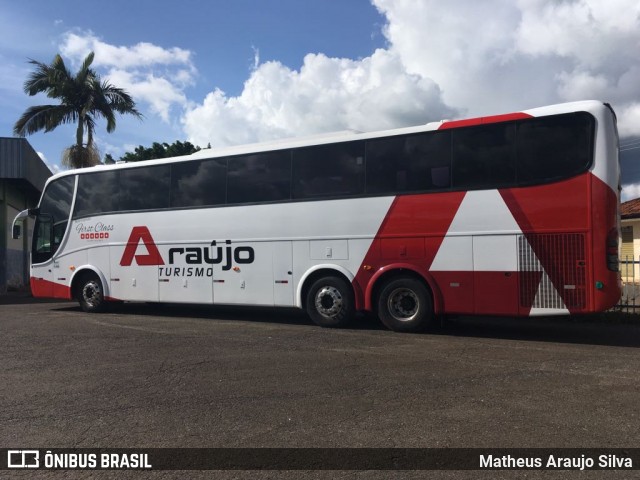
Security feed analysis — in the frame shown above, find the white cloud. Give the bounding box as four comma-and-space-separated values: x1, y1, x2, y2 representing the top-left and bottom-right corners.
374, 0, 640, 134
106, 69, 186, 122
556, 70, 610, 102
183, 0, 640, 149
515, 0, 640, 68
618, 104, 640, 138
46, 2, 640, 159
61, 32, 194, 70
59, 31, 196, 123
622, 183, 640, 202
375, 0, 524, 112
183, 49, 455, 148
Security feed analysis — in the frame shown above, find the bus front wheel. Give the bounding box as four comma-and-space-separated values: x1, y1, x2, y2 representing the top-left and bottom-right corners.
306, 276, 354, 328
76, 273, 106, 313
377, 277, 432, 332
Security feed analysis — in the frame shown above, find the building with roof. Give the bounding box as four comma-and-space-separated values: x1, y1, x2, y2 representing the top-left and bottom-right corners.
620, 197, 640, 282
1, 137, 52, 293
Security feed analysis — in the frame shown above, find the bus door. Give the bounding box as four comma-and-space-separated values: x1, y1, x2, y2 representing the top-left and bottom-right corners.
29, 175, 75, 298
30, 215, 55, 297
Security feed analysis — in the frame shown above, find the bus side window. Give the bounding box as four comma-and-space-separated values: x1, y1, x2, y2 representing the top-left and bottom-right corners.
52, 221, 68, 252
227, 151, 291, 204
171, 158, 227, 207
293, 142, 365, 199
366, 131, 451, 195
35, 218, 51, 253
366, 136, 406, 194
405, 131, 451, 190
74, 171, 120, 218
453, 123, 516, 190
517, 112, 593, 185
32, 216, 53, 264
120, 165, 170, 211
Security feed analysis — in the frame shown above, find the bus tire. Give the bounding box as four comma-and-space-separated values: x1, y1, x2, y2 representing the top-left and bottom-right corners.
306, 276, 354, 328
377, 277, 432, 332
77, 273, 106, 313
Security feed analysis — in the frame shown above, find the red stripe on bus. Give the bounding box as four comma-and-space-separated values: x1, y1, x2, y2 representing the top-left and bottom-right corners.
499, 175, 590, 314
354, 191, 467, 312
30, 277, 71, 300
438, 112, 532, 130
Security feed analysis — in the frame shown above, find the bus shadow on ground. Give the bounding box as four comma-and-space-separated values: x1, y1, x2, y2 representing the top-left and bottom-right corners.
50, 300, 640, 348
57, 301, 386, 330
435, 314, 640, 348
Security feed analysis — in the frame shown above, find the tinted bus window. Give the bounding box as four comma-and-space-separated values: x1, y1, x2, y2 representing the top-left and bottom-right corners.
366, 131, 451, 194
35, 175, 75, 262
120, 165, 170, 211
227, 151, 291, 204
453, 123, 516, 189
293, 142, 365, 198
39, 175, 75, 224
74, 171, 120, 218
517, 112, 593, 184
171, 158, 227, 207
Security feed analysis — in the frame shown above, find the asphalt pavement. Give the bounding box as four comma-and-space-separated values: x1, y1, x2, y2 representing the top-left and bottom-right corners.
1, 299, 639, 479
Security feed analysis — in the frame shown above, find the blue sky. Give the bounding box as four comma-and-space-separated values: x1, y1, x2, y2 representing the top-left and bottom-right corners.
2, 0, 640, 198
3, 0, 385, 94
1, 1, 385, 164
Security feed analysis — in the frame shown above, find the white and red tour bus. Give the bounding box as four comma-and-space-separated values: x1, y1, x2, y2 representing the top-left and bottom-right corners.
13, 100, 621, 332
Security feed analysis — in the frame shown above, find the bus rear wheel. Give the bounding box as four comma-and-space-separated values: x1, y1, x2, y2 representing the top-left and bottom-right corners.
77, 273, 106, 313
377, 277, 432, 332
306, 276, 354, 328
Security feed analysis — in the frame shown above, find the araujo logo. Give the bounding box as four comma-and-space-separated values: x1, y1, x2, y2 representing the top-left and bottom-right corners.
119, 226, 255, 273
167, 240, 255, 271
120, 227, 164, 266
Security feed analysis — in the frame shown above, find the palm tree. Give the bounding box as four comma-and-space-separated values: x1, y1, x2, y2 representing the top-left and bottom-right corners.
13, 51, 142, 168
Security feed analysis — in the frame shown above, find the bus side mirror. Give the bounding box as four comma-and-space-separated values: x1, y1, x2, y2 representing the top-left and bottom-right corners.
12, 208, 33, 239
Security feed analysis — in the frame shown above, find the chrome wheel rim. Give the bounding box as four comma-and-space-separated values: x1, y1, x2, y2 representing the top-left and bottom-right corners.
315, 286, 343, 318
82, 280, 102, 307
387, 288, 419, 322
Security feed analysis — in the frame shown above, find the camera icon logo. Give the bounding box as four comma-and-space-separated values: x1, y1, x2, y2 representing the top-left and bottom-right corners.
7, 450, 39, 468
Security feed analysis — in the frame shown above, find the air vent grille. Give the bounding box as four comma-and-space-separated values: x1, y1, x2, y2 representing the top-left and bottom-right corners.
518, 234, 586, 309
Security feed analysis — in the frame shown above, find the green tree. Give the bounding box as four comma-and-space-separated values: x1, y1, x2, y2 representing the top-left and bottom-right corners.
13, 51, 142, 168
120, 140, 201, 162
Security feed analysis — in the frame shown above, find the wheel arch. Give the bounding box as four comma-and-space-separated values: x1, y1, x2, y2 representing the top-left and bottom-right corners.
365, 264, 443, 314
69, 266, 110, 301
297, 264, 363, 309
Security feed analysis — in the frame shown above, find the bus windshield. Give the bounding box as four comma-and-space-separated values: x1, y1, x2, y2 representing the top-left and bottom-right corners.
32, 175, 75, 264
